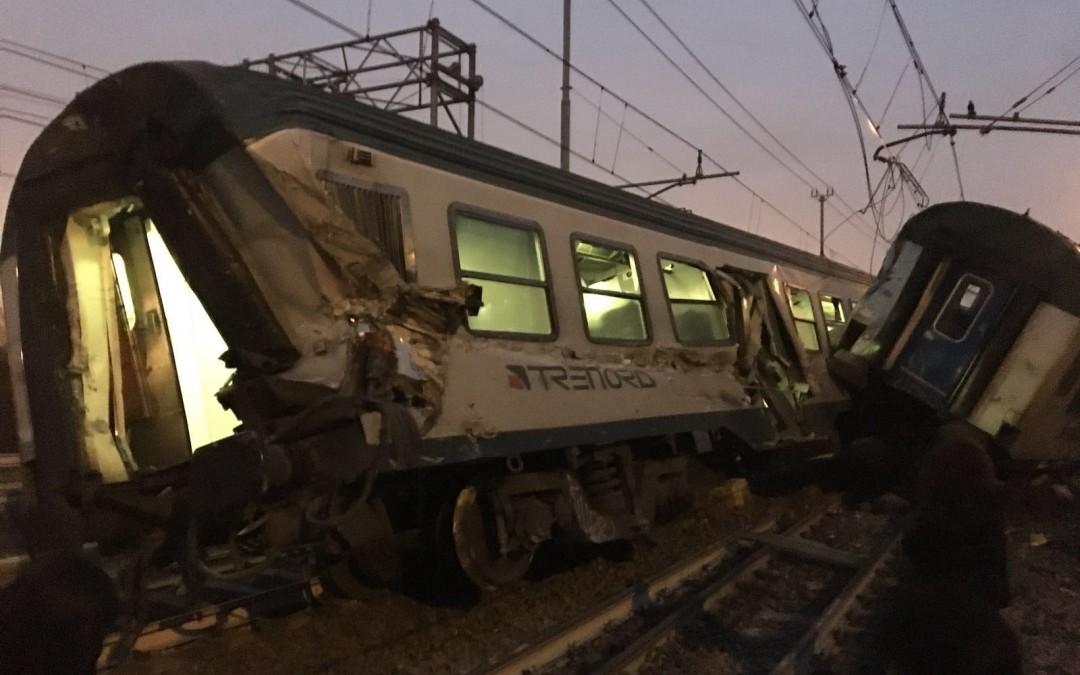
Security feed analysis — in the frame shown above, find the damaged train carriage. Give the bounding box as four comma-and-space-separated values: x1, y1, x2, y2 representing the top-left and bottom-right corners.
2, 61, 869, 590
829, 202, 1080, 464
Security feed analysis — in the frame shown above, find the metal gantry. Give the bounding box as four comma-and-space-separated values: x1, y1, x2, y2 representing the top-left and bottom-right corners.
242, 20, 483, 138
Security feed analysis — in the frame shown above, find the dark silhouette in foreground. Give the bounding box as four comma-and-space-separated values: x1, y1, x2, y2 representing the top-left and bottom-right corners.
882, 437, 1022, 675
0, 500, 120, 675
0, 551, 119, 675
880, 578, 1022, 675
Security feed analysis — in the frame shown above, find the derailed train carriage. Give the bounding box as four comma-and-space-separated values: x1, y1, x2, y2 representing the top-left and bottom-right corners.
829, 202, 1080, 463
1, 61, 870, 590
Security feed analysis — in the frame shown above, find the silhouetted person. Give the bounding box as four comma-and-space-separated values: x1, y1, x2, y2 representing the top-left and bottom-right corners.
0, 551, 120, 675
880, 578, 1022, 675
881, 436, 1021, 675
906, 438, 1010, 607
0, 499, 120, 674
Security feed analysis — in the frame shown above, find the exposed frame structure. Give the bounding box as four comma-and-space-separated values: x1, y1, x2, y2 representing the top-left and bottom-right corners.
242, 19, 482, 138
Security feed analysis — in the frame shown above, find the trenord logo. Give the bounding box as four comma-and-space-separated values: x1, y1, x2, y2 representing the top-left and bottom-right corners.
506, 364, 657, 392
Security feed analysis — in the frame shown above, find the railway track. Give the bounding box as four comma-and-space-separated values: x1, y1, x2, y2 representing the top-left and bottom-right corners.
474, 495, 906, 675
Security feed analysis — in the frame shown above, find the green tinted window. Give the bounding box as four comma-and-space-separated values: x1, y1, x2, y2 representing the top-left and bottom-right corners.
574, 240, 648, 342
660, 258, 731, 344
819, 293, 847, 348
787, 286, 821, 352
456, 215, 545, 282
453, 214, 552, 337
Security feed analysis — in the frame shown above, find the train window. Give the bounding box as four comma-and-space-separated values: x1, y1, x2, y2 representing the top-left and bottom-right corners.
452, 213, 553, 337
818, 293, 847, 348
659, 258, 731, 344
574, 239, 648, 342
934, 274, 993, 341
786, 286, 821, 352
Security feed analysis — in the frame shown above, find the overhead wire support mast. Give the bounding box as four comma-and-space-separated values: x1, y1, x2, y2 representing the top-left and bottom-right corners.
811, 188, 834, 257
560, 0, 571, 171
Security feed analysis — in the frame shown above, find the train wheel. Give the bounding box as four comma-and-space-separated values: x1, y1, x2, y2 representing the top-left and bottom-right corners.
449, 485, 533, 591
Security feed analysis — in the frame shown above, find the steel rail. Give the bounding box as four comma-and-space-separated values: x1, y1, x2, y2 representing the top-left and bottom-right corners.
594, 497, 847, 675
769, 526, 906, 675
476, 494, 842, 675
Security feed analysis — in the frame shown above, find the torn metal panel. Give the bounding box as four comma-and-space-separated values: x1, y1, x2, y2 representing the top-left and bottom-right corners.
246, 134, 404, 300
721, 267, 813, 438
230, 131, 481, 439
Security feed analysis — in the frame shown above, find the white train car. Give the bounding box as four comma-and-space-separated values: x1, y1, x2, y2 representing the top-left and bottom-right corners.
2, 62, 869, 589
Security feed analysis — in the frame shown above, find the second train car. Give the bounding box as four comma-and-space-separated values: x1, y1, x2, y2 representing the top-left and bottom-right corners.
829, 201, 1080, 464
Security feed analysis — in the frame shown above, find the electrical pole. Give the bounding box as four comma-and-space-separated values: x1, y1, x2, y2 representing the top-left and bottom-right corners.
811, 187, 834, 257
560, 0, 571, 171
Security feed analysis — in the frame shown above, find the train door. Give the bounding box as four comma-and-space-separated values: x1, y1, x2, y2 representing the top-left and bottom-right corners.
65, 200, 239, 481
720, 267, 811, 437
891, 263, 1015, 409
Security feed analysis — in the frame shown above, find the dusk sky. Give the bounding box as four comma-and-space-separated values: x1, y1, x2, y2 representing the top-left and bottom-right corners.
2, 0, 1078, 272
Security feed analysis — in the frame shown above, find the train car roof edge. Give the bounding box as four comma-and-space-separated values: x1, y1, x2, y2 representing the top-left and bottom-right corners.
900, 201, 1080, 315
10, 60, 871, 285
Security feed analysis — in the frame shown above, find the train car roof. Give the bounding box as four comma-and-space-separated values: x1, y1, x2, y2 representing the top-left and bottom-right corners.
10, 60, 870, 285
899, 202, 1080, 315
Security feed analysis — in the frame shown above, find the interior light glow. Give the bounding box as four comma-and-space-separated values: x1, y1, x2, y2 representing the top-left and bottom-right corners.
144, 220, 239, 451
111, 253, 137, 331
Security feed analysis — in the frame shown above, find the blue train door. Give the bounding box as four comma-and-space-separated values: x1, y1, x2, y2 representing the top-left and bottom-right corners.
893, 265, 1014, 409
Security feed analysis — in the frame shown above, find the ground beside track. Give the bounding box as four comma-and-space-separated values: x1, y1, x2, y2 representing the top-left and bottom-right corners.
107, 462, 1080, 675
1001, 464, 1080, 674
110, 470, 823, 675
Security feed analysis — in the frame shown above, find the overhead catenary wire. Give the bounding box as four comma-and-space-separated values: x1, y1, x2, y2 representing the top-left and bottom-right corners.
0, 112, 46, 128
1012, 60, 1080, 115
571, 88, 684, 175
0, 38, 108, 79
280, 0, 411, 64
274, 0, 862, 266
981, 49, 1080, 134
792, 0, 961, 258
792, 0, 882, 230
0, 84, 67, 107
632, 0, 877, 242
884, 0, 963, 200
465, 0, 853, 258
854, 0, 891, 91
477, 99, 657, 199
465, 0, 718, 167
279, 0, 687, 192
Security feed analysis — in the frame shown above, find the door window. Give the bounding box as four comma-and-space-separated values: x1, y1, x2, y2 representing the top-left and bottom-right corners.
934, 275, 993, 341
